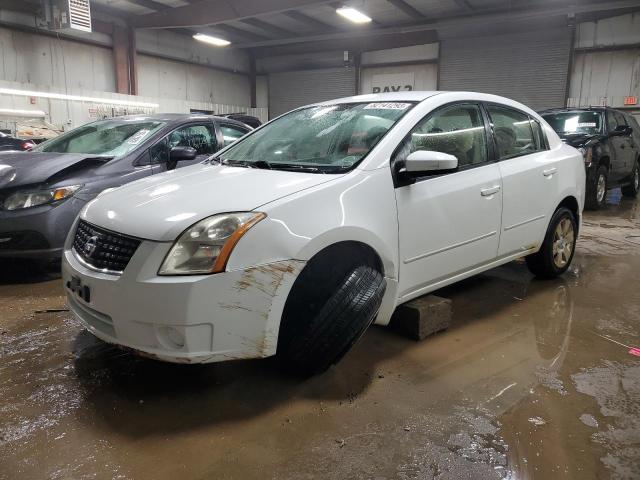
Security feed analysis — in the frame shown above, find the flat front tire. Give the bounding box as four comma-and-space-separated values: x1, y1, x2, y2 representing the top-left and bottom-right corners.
277, 265, 386, 377
526, 207, 577, 278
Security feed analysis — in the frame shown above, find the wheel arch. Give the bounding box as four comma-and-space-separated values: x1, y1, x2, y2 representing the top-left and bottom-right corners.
556, 195, 581, 232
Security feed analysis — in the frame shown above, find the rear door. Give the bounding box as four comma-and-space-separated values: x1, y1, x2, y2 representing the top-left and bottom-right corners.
487, 104, 560, 256
614, 111, 636, 175
394, 102, 503, 300
606, 111, 627, 183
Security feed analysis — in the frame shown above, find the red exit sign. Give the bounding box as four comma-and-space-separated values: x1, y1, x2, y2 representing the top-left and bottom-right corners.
623, 96, 638, 105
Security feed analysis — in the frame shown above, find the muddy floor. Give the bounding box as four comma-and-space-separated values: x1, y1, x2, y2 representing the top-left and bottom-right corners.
1, 192, 639, 480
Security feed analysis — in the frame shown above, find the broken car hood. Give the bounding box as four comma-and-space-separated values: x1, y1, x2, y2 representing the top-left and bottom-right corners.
0, 152, 110, 189
82, 163, 344, 241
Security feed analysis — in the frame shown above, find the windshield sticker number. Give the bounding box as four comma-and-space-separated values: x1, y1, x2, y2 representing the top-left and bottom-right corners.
127, 129, 150, 145
577, 122, 597, 128
363, 103, 411, 110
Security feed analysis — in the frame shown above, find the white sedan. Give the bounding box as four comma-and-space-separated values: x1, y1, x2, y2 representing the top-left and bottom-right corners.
62, 92, 585, 376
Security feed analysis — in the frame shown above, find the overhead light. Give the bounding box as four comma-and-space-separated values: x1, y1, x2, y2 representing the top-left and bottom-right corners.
336, 7, 372, 23
193, 33, 231, 47
0, 108, 46, 117
0, 88, 159, 108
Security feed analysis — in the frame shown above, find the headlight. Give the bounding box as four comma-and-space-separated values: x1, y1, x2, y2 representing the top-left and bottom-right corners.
159, 212, 266, 275
3, 185, 82, 211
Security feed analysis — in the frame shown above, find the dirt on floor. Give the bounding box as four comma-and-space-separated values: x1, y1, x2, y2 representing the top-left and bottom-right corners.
1, 192, 639, 480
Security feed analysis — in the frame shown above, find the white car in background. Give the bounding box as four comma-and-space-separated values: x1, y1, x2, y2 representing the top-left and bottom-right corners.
62, 92, 585, 376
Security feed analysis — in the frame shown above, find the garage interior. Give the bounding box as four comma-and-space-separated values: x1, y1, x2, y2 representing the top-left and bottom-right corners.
1, 0, 640, 479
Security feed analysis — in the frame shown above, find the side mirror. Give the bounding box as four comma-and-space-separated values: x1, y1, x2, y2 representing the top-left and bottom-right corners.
405, 150, 458, 173
169, 146, 197, 162
612, 125, 632, 136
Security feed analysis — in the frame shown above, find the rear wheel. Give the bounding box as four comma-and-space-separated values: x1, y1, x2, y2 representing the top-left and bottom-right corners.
621, 160, 639, 198
585, 165, 608, 210
526, 207, 577, 278
277, 265, 386, 377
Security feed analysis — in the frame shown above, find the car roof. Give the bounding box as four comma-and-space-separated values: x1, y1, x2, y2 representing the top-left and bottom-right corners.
104, 113, 249, 126
322, 91, 442, 104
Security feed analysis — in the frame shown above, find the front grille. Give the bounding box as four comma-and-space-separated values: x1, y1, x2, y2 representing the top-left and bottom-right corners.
73, 220, 141, 273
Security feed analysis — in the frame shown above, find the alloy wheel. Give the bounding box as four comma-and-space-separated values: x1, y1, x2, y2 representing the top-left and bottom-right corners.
596, 173, 606, 203
552, 218, 575, 268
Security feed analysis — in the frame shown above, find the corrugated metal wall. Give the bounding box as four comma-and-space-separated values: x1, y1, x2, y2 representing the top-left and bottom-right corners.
268, 67, 356, 119
439, 28, 572, 111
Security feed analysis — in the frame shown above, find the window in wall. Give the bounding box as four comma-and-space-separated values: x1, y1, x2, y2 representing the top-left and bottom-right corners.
393, 103, 488, 169
487, 106, 538, 159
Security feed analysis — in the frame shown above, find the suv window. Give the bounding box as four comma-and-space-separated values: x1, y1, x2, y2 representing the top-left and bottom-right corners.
487, 105, 538, 159
148, 123, 215, 165
220, 124, 249, 148
613, 111, 627, 127
606, 111, 619, 132
393, 103, 488, 169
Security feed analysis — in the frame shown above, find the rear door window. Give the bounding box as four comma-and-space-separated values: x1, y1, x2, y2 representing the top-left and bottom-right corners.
487, 105, 538, 159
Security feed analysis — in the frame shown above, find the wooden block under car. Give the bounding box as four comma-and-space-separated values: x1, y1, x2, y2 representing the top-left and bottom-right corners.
389, 295, 452, 341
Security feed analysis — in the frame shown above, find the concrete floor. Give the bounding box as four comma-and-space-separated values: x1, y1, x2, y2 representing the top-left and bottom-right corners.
1, 192, 639, 480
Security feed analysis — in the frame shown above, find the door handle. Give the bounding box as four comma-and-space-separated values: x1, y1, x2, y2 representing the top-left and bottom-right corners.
480, 185, 501, 196
543, 167, 557, 177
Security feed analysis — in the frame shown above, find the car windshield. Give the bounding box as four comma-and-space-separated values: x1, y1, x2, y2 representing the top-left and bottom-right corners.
33, 119, 166, 157
541, 111, 603, 135
216, 102, 415, 172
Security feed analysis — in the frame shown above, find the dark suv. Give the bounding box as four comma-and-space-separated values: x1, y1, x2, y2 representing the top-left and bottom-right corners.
540, 107, 640, 209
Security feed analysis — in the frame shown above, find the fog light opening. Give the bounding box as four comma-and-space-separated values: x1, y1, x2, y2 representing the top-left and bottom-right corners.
157, 326, 186, 350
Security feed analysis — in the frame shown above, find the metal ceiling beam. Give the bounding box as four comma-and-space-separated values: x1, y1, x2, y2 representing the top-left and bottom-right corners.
240, 18, 297, 37
125, 0, 173, 12
235, 0, 640, 48
385, 0, 426, 19
213, 24, 270, 42
283, 10, 338, 32
133, 0, 336, 29
451, 0, 474, 13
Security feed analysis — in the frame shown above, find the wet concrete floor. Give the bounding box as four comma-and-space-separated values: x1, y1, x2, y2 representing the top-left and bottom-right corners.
1, 192, 639, 480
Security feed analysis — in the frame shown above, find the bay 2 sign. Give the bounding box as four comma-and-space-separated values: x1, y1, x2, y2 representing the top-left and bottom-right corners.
371, 72, 414, 94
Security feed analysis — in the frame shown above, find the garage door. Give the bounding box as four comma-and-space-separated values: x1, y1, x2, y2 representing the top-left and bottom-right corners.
268, 67, 356, 119
439, 28, 571, 111
360, 64, 438, 94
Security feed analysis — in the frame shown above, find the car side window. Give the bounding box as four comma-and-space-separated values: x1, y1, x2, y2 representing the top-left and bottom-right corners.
613, 111, 627, 127
168, 124, 215, 155
606, 111, 618, 132
529, 118, 548, 151
149, 137, 169, 164
220, 124, 249, 148
393, 103, 488, 170
487, 105, 538, 159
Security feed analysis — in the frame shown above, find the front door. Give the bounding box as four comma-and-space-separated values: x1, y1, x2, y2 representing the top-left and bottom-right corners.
394, 102, 503, 301
150, 122, 217, 174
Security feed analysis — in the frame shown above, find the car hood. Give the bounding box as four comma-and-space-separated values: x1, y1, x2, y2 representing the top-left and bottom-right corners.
82, 163, 344, 241
558, 133, 602, 148
0, 152, 111, 189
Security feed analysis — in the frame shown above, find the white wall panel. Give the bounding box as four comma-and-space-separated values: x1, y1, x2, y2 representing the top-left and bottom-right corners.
0, 27, 116, 93
137, 55, 251, 106
575, 13, 640, 49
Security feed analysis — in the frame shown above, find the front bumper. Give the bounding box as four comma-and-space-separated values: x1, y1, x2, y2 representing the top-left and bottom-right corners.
0, 197, 87, 259
62, 239, 305, 363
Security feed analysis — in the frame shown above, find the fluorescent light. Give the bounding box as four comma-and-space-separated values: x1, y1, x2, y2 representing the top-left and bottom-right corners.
193, 33, 231, 46
0, 87, 159, 108
336, 7, 372, 23
0, 108, 46, 117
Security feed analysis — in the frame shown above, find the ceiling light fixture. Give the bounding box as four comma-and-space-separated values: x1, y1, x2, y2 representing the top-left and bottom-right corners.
193, 33, 231, 47
336, 7, 372, 23
0, 88, 159, 108
0, 108, 46, 117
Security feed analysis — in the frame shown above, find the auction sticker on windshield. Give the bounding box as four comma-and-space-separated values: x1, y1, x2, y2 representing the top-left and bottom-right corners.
127, 129, 150, 145
364, 103, 411, 110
